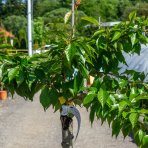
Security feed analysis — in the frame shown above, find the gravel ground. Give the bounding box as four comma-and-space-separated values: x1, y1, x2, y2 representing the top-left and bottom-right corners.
0, 93, 137, 148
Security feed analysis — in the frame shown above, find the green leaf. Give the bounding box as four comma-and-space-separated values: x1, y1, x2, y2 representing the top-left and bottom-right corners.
91, 78, 101, 90
69, 88, 75, 96
65, 43, 77, 65
138, 129, 145, 142
122, 122, 131, 138
74, 77, 78, 94
49, 88, 59, 106
130, 33, 136, 46
135, 95, 148, 101
89, 87, 98, 93
117, 42, 123, 50
112, 119, 121, 137
139, 34, 148, 45
115, 51, 126, 64
83, 91, 96, 105
129, 87, 138, 101
142, 135, 148, 146
35, 68, 45, 80
81, 16, 99, 25
31, 82, 42, 95
79, 63, 89, 79
89, 103, 97, 124
114, 94, 128, 100
106, 97, 113, 107
96, 36, 107, 50
140, 72, 145, 81
97, 88, 109, 108
8, 67, 19, 82
73, 75, 84, 94
96, 106, 102, 119
92, 30, 105, 38
109, 94, 116, 104
111, 31, 121, 42
40, 86, 51, 110
129, 11, 136, 21
112, 80, 117, 88
119, 101, 128, 113
48, 62, 61, 74
122, 42, 132, 52
101, 106, 109, 121
103, 55, 109, 64
119, 79, 128, 89
15, 81, 31, 100
16, 70, 24, 86
132, 43, 141, 55
54, 101, 61, 112
122, 111, 129, 119
139, 109, 148, 114
129, 112, 138, 128
111, 104, 119, 110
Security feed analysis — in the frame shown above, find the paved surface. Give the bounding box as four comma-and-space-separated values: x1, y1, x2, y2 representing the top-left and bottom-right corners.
0, 94, 137, 148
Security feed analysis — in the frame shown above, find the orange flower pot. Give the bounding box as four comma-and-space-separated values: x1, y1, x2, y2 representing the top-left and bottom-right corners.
0, 90, 7, 100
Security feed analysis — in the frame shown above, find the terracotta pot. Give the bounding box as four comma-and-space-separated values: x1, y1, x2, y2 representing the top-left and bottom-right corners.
0, 90, 7, 100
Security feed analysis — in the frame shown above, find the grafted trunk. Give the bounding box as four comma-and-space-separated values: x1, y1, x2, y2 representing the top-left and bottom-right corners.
61, 115, 74, 148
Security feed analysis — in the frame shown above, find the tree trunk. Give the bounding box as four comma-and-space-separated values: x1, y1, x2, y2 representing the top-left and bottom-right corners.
61, 115, 74, 148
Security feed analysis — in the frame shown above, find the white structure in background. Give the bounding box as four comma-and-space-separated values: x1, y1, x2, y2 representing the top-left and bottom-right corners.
33, 45, 58, 54
119, 44, 148, 81
27, 0, 33, 56
101, 21, 121, 27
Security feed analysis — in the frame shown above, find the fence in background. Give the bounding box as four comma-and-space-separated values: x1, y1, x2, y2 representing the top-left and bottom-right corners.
0, 49, 28, 55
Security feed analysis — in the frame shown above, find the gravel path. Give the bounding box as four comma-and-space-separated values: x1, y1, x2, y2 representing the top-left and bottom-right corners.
0, 94, 137, 148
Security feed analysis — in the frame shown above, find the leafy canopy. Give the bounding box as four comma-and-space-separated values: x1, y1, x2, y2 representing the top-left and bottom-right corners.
0, 12, 148, 147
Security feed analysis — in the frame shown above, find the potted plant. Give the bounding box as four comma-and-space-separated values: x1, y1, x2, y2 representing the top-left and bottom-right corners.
0, 69, 7, 100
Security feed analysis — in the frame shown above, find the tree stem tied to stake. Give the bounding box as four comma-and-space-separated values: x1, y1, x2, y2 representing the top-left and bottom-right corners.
62, 1, 75, 147
61, 1, 83, 147
61, 0, 75, 139
61, 1, 75, 147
